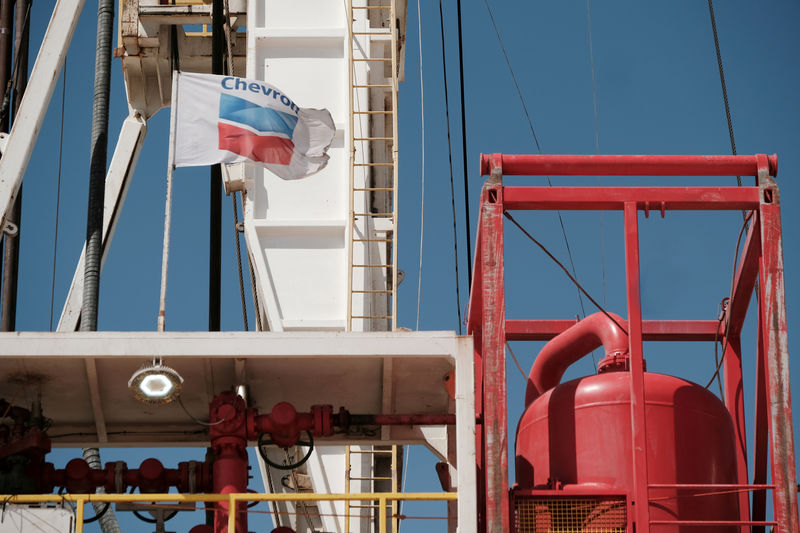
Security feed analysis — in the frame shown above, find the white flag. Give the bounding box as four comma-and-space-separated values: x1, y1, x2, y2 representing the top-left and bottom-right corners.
172, 72, 336, 180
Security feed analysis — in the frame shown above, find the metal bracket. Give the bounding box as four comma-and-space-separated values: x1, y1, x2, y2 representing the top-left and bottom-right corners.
2, 220, 17, 236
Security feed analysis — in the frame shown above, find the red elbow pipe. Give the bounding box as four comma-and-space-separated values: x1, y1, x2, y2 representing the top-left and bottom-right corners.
525, 312, 629, 407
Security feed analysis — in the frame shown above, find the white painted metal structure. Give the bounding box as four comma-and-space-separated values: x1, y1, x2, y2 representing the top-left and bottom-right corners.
0, 0, 477, 531
233, 2, 412, 530
235, 0, 402, 334
0, 332, 477, 532
0, 504, 75, 533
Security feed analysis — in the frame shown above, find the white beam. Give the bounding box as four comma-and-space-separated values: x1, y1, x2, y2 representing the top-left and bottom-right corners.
0, 330, 468, 358
57, 113, 147, 331
0, 0, 85, 228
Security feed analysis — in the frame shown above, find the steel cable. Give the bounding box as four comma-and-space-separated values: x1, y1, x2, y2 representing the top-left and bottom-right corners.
49, 58, 66, 331
505, 211, 628, 336
482, 0, 589, 325
415, 0, 425, 330
455, 0, 471, 286
439, 0, 463, 334
707, 0, 741, 188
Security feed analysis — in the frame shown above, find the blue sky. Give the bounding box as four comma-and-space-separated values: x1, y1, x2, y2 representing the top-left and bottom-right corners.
11, 0, 800, 531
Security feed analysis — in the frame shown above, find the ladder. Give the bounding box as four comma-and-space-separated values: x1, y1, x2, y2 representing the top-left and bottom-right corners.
345, 445, 399, 532
346, 0, 399, 333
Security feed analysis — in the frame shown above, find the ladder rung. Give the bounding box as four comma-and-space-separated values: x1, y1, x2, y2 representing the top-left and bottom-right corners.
353, 187, 393, 191
354, 137, 393, 141
351, 315, 393, 319
352, 290, 393, 294
353, 58, 392, 62
352, 5, 391, 9
350, 476, 393, 481
353, 31, 391, 35
354, 213, 393, 217
354, 162, 394, 167
352, 264, 391, 268
350, 504, 381, 509
354, 238, 392, 243
354, 110, 393, 114
353, 84, 392, 88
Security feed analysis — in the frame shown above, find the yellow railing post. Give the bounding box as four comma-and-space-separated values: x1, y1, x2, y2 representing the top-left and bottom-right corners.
75, 496, 85, 533
227, 493, 237, 533
379, 495, 387, 533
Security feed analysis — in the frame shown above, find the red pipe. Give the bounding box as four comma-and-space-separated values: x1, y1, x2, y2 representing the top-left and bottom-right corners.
525, 312, 629, 406
361, 414, 456, 426
479, 153, 778, 177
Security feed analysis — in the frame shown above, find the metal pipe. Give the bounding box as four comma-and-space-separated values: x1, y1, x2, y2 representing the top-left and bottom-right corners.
80, 0, 119, 531
0, 0, 29, 332
208, 0, 223, 332
347, 413, 456, 426
80, 0, 114, 331
525, 312, 629, 406
0, 0, 14, 331
479, 153, 778, 177
82, 448, 122, 533
0, 0, 13, 133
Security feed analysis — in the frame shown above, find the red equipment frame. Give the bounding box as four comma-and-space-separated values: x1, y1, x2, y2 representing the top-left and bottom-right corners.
467, 154, 798, 533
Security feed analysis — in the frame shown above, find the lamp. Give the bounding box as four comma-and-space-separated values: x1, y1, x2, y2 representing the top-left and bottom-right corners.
128, 357, 184, 404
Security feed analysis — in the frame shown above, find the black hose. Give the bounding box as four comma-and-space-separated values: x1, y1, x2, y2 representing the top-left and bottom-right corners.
83, 502, 110, 524
80, 0, 115, 332
132, 509, 179, 523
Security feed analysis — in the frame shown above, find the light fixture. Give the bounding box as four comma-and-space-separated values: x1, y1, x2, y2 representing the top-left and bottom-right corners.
128, 357, 184, 404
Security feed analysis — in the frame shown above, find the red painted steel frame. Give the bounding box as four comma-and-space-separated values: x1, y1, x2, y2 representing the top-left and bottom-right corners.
467, 153, 799, 533
479, 153, 778, 177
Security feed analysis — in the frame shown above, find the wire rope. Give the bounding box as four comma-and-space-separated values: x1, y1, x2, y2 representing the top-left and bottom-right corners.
231, 193, 248, 331
586, 0, 606, 307
504, 212, 627, 336
505, 342, 526, 380
482, 0, 589, 324
706, 0, 741, 188
705, 211, 753, 390
414, 0, 425, 330
218, 22, 250, 332
438, 0, 462, 334
455, 0, 472, 287
49, 58, 67, 331
586, 0, 602, 371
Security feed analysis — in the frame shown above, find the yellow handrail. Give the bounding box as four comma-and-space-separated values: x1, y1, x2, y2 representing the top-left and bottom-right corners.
3, 492, 458, 533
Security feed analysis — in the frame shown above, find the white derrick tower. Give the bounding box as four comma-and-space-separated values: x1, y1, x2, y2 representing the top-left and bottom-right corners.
0, 0, 477, 531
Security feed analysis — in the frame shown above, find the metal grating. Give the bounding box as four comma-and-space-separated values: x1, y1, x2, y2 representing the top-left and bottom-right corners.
514, 496, 627, 533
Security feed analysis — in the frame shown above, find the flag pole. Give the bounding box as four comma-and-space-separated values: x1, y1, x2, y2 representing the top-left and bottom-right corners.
158, 70, 179, 332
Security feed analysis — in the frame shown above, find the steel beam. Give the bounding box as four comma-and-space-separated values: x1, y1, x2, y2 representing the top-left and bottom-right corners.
479, 153, 778, 177
726, 214, 761, 337
752, 309, 768, 533
503, 186, 759, 211
756, 171, 799, 533
0, 0, 85, 229
57, 113, 147, 331
720, 335, 751, 531
478, 167, 508, 533
505, 319, 721, 342
624, 202, 650, 532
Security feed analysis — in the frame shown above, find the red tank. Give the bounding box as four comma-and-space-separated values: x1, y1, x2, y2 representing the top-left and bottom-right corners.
515, 365, 740, 530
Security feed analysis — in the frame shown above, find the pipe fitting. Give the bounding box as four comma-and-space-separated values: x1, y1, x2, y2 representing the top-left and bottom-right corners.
525, 312, 629, 406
